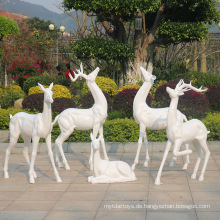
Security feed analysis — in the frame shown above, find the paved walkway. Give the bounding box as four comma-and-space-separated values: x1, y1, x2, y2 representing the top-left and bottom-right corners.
0, 151, 220, 220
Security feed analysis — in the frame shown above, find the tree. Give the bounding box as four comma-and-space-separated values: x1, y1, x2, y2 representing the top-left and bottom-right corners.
63, 0, 219, 81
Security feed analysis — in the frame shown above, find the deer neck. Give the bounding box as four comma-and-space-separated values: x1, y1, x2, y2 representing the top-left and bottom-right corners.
87, 80, 107, 108
42, 100, 52, 127
133, 81, 152, 108
93, 148, 102, 177
167, 96, 179, 128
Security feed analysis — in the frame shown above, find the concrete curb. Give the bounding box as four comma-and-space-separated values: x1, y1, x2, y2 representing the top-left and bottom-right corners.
0, 141, 219, 154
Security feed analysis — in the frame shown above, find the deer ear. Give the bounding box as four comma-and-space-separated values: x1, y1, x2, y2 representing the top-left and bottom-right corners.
90, 133, 94, 141
38, 83, 45, 91
49, 82, 53, 90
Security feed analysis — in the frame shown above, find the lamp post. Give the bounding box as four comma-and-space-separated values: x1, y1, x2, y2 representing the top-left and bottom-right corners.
49, 24, 65, 66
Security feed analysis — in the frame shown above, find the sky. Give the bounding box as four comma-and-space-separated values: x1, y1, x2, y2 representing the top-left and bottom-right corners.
21, 0, 64, 14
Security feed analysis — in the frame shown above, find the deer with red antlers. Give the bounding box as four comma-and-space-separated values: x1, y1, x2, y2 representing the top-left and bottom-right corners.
155, 80, 210, 185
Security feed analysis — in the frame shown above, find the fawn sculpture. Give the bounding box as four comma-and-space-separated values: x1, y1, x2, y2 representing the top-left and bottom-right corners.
132, 65, 190, 170
53, 64, 108, 170
4, 83, 62, 184
155, 80, 210, 185
88, 133, 137, 184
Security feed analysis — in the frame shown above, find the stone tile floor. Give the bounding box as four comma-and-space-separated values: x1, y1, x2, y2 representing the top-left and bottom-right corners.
0, 152, 220, 220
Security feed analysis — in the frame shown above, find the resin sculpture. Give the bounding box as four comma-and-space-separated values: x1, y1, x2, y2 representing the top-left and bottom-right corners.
4, 83, 62, 184
132, 65, 190, 170
88, 133, 137, 184
155, 80, 210, 185
53, 64, 108, 170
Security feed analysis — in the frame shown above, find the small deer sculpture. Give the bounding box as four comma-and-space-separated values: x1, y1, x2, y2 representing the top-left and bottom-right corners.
4, 83, 61, 184
88, 133, 137, 184
155, 80, 210, 185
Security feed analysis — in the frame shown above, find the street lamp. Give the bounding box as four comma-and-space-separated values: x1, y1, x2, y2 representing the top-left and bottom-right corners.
135, 14, 143, 31
49, 24, 65, 66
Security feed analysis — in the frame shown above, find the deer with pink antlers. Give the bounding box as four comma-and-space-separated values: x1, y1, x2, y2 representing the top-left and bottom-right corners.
155, 80, 210, 185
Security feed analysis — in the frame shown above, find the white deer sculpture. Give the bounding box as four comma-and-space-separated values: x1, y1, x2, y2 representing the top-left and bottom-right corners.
53, 64, 109, 170
132, 65, 190, 170
4, 83, 62, 184
155, 80, 210, 185
88, 133, 137, 184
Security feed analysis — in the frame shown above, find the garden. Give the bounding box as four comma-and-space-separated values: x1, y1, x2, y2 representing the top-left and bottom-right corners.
0, 68, 219, 143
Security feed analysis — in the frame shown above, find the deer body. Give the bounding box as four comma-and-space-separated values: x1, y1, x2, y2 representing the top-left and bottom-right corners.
4, 83, 61, 184
88, 133, 136, 184
54, 65, 108, 170
155, 80, 210, 185
132, 66, 190, 170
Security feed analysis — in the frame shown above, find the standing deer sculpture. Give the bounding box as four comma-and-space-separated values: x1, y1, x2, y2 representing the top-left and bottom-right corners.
155, 80, 210, 185
4, 83, 62, 184
88, 133, 136, 184
132, 65, 190, 170
53, 64, 109, 170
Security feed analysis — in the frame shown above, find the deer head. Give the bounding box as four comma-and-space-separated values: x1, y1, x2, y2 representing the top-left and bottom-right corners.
38, 83, 54, 103
166, 79, 207, 99
90, 133, 102, 151
140, 66, 156, 84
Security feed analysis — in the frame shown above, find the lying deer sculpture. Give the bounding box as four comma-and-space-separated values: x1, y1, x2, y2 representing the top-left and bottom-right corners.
4, 83, 61, 184
155, 80, 210, 185
88, 133, 137, 184
53, 64, 108, 170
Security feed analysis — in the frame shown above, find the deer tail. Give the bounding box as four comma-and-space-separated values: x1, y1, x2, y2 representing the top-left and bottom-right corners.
52, 115, 59, 126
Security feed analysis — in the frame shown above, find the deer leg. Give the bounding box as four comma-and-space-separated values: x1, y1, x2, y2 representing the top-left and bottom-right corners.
132, 125, 145, 170
4, 133, 19, 178
46, 134, 62, 183
191, 141, 203, 179
155, 141, 172, 185
198, 140, 210, 181
55, 128, 73, 170
99, 126, 108, 161
22, 136, 37, 179
143, 131, 150, 167
183, 144, 190, 170
29, 136, 40, 184
173, 139, 192, 157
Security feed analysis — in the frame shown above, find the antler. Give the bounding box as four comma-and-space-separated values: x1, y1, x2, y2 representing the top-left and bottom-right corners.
175, 80, 207, 93
69, 62, 89, 82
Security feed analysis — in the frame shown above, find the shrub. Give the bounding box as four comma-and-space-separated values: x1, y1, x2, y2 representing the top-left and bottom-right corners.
150, 80, 167, 98
0, 89, 26, 109
0, 108, 29, 130
113, 88, 153, 117
107, 110, 127, 120
80, 91, 112, 111
5, 85, 22, 92
28, 84, 71, 99
52, 98, 76, 114
154, 83, 210, 118
22, 93, 44, 112
81, 76, 117, 98
206, 85, 220, 111
117, 84, 140, 93
191, 71, 220, 88
202, 112, 220, 141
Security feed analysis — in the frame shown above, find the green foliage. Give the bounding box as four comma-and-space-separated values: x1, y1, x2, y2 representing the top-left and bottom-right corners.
0, 108, 29, 130
71, 37, 135, 61
107, 110, 127, 120
202, 112, 220, 141
0, 15, 19, 40
0, 88, 26, 109
190, 71, 220, 88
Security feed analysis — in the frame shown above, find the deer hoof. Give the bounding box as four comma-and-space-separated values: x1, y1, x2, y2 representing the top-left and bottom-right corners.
56, 176, 62, 183
154, 178, 163, 185
4, 172, 9, 179
33, 171, 37, 178
169, 161, 175, 167
131, 164, 136, 171
191, 173, 196, 179
143, 161, 149, 167
29, 176, 35, 184
65, 164, 70, 170
198, 176, 204, 181
182, 163, 188, 170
